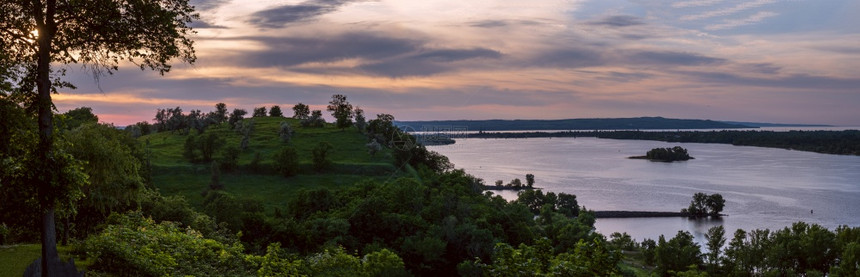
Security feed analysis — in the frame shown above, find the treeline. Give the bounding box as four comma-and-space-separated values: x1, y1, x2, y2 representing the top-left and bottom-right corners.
615, 222, 860, 276
598, 130, 860, 155
452, 130, 860, 155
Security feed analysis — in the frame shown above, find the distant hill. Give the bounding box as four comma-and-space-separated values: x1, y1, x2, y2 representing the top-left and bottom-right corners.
719, 121, 831, 128
397, 117, 751, 131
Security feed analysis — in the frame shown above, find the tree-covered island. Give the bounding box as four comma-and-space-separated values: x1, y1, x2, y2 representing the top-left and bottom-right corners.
629, 146, 693, 162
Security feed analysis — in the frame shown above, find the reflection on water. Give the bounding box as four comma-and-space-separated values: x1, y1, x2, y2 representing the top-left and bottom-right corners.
430, 137, 860, 244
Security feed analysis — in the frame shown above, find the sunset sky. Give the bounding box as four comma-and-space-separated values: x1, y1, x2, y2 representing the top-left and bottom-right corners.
54, 0, 860, 126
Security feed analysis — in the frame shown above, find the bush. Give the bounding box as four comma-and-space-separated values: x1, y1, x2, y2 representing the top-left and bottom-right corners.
218, 145, 240, 172
84, 212, 255, 277
312, 141, 333, 172
273, 147, 299, 177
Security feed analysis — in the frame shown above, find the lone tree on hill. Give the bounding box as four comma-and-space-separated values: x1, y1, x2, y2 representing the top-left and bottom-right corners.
269, 105, 283, 117
212, 103, 228, 124
292, 103, 310, 119
0, 0, 197, 275
327, 94, 354, 130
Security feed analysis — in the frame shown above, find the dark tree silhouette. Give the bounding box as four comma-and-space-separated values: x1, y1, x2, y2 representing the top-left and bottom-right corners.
0, 1, 196, 274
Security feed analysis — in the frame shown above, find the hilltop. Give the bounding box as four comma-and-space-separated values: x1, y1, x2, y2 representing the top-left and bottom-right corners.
141, 116, 399, 210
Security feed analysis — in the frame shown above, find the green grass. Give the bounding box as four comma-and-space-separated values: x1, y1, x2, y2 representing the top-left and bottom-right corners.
0, 244, 86, 276
142, 117, 402, 212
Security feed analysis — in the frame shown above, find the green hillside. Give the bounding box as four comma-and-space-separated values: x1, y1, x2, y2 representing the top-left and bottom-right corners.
141, 116, 400, 210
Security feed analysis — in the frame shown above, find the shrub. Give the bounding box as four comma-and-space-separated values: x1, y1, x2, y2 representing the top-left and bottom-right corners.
273, 147, 299, 177
84, 212, 255, 277
218, 145, 240, 172
312, 142, 333, 172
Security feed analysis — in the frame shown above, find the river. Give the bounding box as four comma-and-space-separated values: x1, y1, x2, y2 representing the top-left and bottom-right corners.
429, 137, 860, 245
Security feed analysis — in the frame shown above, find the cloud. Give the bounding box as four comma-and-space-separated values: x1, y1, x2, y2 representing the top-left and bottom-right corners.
189, 20, 227, 29
671, 0, 725, 8
531, 48, 606, 68
191, 0, 231, 11
626, 51, 726, 66
587, 15, 646, 27
468, 19, 542, 28
247, 0, 362, 28
705, 11, 778, 30
681, 0, 777, 21
681, 71, 860, 90
235, 32, 421, 67
360, 48, 502, 77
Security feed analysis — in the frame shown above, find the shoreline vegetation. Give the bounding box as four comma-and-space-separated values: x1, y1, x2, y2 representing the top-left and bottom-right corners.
421, 130, 860, 155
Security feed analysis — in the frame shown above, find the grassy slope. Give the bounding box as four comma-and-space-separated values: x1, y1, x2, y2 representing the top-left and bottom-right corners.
0, 244, 85, 276
142, 117, 401, 211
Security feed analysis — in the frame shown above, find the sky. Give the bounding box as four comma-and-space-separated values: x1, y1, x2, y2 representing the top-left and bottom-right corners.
53, 0, 860, 126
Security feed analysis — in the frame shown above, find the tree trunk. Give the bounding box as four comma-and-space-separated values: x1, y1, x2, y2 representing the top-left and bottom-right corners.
36, 0, 59, 276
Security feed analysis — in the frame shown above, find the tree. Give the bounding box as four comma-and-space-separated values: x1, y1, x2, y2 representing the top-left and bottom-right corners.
253, 106, 267, 117
312, 141, 334, 172
655, 231, 703, 275
273, 147, 299, 177
1, 0, 196, 273
212, 103, 228, 124
682, 192, 725, 217
525, 174, 535, 188
61, 107, 98, 129
366, 140, 382, 157
354, 106, 367, 132
269, 105, 283, 117
327, 94, 354, 130
301, 110, 326, 128
228, 108, 247, 129
705, 225, 726, 275
292, 103, 310, 119
279, 121, 294, 143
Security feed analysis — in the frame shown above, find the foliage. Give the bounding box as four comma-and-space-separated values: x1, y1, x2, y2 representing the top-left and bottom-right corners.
515, 190, 580, 217
253, 106, 267, 117
293, 103, 310, 119
354, 107, 367, 132
681, 192, 725, 217
184, 131, 226, 162
641, 146, 692, 161
60, 107, 98, 130
83, 212, 254, 277
269, 105, 284, 117
212, 103, 228, 124
312, 141, 334, 171
327, 94, 354, 130
468, 237, 621, 276
279, 121, 294, 143
218, 145, 240, 172
63, 122, 145, 237
654, 231, 703, 276
229, 108, 247, 129
273, 146, 300, 177
366, 140, 382, 157
301, 110, 326, 128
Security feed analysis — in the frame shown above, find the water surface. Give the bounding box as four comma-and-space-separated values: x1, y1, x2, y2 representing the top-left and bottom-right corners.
430, 137, 860, 244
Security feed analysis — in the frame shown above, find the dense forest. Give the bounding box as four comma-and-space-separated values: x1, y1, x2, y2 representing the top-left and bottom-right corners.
2, 94, 859, 276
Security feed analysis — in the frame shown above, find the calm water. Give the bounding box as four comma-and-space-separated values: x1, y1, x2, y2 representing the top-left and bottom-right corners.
429, 137, 860, 244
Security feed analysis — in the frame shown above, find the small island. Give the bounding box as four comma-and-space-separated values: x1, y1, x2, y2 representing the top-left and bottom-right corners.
630, 146, 693, 162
